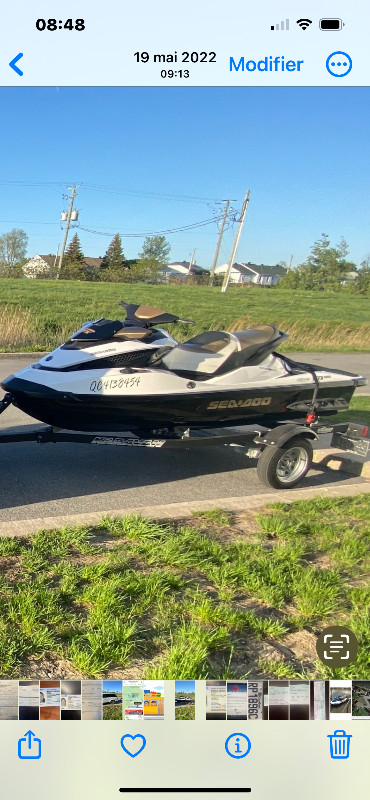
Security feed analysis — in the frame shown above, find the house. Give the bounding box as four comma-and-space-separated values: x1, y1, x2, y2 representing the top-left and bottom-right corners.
23, 254, 104, 278
159, 260, 209, 281
213, 262, 287, 285
341, 271, 358, 286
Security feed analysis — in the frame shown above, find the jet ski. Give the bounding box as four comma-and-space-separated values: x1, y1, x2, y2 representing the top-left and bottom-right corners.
330, 695, 348, 706
1, 302, 367, 433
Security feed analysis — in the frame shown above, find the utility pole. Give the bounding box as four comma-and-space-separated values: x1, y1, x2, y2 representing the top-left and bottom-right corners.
57, 184, 78, 278
209, 200, 231, 287
53, 244, 60, 277
221, 190, 250, 293
188, 249, 196, 274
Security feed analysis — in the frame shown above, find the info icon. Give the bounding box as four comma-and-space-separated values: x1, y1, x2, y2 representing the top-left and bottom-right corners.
316, 626, 358, 667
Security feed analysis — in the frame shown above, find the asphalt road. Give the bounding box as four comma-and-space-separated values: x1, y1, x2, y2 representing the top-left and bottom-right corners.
0, 354, 368, 523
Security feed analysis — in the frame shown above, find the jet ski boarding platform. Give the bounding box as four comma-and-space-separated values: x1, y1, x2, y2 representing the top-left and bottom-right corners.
0, 391, 368, 490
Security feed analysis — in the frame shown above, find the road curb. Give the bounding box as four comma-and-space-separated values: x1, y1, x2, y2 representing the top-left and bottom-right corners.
0, 352, 47, 359
0, 481, 369, 538
313, 448, 370, 478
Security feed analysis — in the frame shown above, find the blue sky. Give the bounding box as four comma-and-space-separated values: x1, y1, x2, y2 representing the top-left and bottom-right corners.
103, 680, 122, 693
175, 680, 195, 693
0, 87, 368, 268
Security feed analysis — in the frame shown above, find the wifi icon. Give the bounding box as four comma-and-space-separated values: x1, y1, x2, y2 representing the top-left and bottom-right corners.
297, 18, 312, 30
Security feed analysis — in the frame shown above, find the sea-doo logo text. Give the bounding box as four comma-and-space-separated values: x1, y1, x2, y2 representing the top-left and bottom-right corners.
207, 396, 272, 410
91, 436, 165, 447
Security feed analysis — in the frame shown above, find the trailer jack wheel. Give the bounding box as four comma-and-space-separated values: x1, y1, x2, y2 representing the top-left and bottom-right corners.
257, 436, 313, 489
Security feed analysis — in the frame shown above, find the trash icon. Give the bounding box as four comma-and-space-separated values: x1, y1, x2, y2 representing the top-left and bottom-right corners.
327, 730, 352, 759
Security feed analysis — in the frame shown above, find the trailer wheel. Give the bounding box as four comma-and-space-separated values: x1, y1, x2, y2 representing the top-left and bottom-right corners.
257, 436, 313, 489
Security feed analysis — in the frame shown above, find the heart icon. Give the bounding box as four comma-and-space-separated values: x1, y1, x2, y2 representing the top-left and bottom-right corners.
120, 734, 147, 758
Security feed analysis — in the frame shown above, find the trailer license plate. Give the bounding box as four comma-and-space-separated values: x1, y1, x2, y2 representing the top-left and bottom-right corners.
331, 432, 370, 457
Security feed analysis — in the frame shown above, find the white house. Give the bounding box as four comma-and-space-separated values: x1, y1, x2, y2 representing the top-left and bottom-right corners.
214, 262, 287, 285
159, 260, 209, 281
23, 254, 104, 278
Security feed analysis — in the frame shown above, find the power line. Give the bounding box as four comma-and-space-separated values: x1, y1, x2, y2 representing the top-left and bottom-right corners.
78, 214, 226, 238
0, 179, 225, 204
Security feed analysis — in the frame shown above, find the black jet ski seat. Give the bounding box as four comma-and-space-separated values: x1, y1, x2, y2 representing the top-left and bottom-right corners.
162, 325, 287, 378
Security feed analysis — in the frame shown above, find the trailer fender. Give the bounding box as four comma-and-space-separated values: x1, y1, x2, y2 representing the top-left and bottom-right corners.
255, 424, 318, 448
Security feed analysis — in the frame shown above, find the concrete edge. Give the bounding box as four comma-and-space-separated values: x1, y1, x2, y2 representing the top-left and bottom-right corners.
1, 481, 370, 538
0, 352, 47, 359
313, 448, 370, 478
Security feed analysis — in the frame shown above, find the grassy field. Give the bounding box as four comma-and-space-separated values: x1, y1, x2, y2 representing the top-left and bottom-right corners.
175, 704, 195, 720
1, 279, 369, 352
0, 497, 368, 681
103, 702, 122, 720
327, 396, 370, 426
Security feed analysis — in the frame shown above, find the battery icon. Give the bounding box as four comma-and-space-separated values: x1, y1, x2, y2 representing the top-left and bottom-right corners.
320, 18, 343, 30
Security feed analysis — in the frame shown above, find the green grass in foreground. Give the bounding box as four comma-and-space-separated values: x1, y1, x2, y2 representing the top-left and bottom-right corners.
103, 703, 122, 720
175, 704, 195, 720
1, 280, 370, 352
327, 396, 370, 426
0, 495, 368, 680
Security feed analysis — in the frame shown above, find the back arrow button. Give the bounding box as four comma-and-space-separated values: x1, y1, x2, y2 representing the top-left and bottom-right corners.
9, 53, 23, 76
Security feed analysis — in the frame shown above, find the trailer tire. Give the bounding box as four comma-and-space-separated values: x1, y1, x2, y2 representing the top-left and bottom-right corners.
257, 436, 313, 489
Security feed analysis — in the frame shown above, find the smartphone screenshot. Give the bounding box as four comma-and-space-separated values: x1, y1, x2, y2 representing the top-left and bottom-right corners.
0, 1, 368, 798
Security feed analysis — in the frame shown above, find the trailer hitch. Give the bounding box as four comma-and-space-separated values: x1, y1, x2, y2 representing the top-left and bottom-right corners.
0, 393, 12, 416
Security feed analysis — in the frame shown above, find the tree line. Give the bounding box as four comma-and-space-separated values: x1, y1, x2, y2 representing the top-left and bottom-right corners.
58, 231, 172, 283
280, 234, 370, 295
0, 227, 369, 293
0, 228, 173, 283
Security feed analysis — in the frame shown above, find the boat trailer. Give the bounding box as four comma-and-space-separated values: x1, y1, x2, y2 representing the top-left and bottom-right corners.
0, 392, 368, 489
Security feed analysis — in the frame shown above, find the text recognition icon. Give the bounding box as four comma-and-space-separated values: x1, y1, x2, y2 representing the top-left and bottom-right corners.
225, 733, 251, 759
326, 51, 352, 77
18, 730, 41, 760
120, 734, 146, 758
316, 625, 358, 666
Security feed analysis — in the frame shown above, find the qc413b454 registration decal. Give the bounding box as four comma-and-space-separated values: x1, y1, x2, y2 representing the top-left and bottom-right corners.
90, 375, 141, 392
207, 396, 272, 410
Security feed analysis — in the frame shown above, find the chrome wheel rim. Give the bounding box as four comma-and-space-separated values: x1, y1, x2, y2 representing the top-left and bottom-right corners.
276, 446, 309, 483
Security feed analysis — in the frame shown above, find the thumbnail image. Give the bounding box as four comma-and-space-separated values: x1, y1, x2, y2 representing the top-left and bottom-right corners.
143, 682, 164, 719
103, 681, 122, 720
40, 681, 60, 721
268, 681, 289, 721
61, 680, 81, 720
289, 681, 310, 721
247, 681, 268, 720
206, 681, 226, 720
175, 681, 195, 720
352, 681, 370, 718
0, 681, 18, 721
310, 681, 329, 720
82, 681, 103, 721
330, 681, 351, 718
227, 681, 248, 720
19, 681, 39, 721
123, 681, 144, 720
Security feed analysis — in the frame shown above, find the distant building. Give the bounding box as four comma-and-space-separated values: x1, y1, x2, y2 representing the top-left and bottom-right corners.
160, 260, 209, 281
213, 262, 287, 285
23, 254, 104, 278
341, 271, 358, 286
